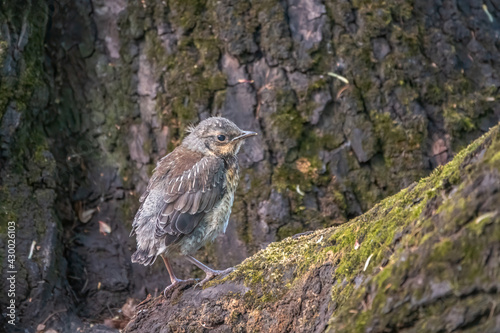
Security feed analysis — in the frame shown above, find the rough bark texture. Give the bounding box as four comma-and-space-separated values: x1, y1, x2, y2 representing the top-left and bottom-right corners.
0, 0, 499, 331
124, 124, 500, 332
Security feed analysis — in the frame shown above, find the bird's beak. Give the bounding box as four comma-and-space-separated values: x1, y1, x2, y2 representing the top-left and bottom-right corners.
232, 130, 258, 141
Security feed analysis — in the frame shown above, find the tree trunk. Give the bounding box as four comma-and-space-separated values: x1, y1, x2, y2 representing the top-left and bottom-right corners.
0, 0, 499, 331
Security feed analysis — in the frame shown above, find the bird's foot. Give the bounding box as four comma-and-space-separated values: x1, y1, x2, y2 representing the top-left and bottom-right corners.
163, 278, 197, 298
195, 267, 234, 288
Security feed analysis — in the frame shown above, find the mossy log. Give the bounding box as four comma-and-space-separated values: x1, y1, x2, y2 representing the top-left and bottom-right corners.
125, 124, 500, 332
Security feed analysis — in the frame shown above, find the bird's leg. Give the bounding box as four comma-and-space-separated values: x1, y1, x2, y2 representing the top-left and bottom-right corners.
161, 255, 196, 297
186, 255, 234, 286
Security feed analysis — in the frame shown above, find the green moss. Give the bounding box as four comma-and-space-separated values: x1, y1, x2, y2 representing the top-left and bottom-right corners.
371, 111, 424, 154
443, 106, 475, 134
439, 80, 499, 150
332, 188, 347, 212
308, 77, 329, 92
170, 97, 198, 131
272, 155, 328, 197
326, 125, 500, 332
358, 7, 392, 38
259, 292, 279, 303
428, 238, 454, 262
144, 31, 168, 69
144, 10, 225, 140
319, 133, 345, 151
169, 0, 207, 30
0, 1, 49, 176
231, 169, 271, 246
271, 102, 341, 197
368, 110, 427, 201
194, 37, 222, 64
0, 1, 47, 116
271, 104, 304, 141
276, 224, 304, 240
272, 164, 306, 192
0, 186, 18, 234
205, 125, 500, 329
424, 83, 446, 105
346, 167, 382, 211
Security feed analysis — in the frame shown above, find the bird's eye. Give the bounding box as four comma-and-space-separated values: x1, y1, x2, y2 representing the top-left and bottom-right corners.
217, 135, 226, 142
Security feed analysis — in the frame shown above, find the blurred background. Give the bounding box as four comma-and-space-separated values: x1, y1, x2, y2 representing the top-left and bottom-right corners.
0, 0, 499, 331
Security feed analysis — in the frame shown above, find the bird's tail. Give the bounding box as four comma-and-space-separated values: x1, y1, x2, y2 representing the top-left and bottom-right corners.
131, 248, 157, 266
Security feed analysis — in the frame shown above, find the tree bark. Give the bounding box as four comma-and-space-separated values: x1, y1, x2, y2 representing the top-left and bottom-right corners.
0, 0, 499, 331
125, 124, 500, 333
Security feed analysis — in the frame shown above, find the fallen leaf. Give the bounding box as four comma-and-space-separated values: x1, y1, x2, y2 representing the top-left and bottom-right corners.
483, 4, 494, 22
364, 253, 374, 271
122, 298, 140, 318
79, 208, 96, 223
28, 240, 36, 259
327, 72, 349, 84
296, 185, 305, 196
475, 211, 497, 224
99, 221, 112, 234
336, 85, 350, 99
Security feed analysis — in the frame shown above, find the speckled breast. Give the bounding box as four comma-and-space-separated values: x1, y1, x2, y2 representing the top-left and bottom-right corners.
178, 158, 239, 255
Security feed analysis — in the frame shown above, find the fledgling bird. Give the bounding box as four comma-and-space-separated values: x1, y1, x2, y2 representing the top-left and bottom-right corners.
130, 117, 257, 294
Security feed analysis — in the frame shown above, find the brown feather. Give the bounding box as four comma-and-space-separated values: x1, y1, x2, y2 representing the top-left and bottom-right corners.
189, 191, 203, 214
146, 146, 226, 239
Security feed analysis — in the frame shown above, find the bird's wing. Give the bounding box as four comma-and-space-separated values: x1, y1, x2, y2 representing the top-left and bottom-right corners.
148, 148, 226, 243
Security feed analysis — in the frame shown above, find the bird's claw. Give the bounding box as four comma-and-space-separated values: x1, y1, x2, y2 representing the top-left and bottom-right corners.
163, 278, 197, 298
195, 267, 234, 288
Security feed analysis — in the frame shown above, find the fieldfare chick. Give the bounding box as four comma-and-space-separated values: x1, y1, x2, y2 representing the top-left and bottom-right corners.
130, 117, 257, 294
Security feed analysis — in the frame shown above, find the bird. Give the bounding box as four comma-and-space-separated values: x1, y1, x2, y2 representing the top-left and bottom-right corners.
130, 117, 257, 294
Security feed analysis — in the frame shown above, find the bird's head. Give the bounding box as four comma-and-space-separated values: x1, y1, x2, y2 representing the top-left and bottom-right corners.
182, 117, 257, 157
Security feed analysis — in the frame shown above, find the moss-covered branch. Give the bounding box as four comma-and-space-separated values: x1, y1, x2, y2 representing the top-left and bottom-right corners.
125, 123, 500, 332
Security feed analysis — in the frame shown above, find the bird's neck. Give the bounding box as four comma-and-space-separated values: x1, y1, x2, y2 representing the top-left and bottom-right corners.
222, 154, 238, 168
181, 134, 210, 155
